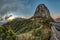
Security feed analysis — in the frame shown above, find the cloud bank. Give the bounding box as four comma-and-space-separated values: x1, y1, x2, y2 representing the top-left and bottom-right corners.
0, 0, 32, 18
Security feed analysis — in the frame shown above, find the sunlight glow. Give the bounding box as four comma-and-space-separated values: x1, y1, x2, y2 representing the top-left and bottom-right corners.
7, 16, 15, 21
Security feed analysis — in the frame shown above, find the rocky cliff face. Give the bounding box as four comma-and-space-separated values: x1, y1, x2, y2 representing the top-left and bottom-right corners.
34, 4, 50, 18
31, 4, 54, 22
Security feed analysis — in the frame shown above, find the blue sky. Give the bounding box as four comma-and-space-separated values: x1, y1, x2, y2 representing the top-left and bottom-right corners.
0, 0, 60, 19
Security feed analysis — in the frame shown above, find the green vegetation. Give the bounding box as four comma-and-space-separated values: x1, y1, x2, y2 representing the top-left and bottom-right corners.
0, 19, 52, 40
0, 26, 16, 40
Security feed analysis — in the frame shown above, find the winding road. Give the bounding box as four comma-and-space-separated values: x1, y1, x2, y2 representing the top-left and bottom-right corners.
50, 23, 60, 40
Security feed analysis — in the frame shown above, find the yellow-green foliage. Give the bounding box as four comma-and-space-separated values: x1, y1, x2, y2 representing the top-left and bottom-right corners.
0, 26, 16, 40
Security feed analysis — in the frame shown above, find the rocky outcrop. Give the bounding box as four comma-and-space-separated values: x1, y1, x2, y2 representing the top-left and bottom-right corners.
34, 4, 50, 18
31, 4, 54, 22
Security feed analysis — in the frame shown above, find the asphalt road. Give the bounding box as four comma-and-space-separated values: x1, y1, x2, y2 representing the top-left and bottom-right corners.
50, 23, 60, 40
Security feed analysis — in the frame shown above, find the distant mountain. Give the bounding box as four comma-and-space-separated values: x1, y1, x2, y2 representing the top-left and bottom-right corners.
12, 17, 26, 21
0, 22, 4, 26
55, 18, 60, 22
0, 20, 8, 26
0, 17, 25, 26
0, 18, 3, 21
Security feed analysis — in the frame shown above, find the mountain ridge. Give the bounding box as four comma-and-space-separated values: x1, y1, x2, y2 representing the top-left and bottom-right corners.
0, 4, 54, 40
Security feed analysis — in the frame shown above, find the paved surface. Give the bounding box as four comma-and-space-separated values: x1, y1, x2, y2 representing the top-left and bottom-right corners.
50, 23, 60, 40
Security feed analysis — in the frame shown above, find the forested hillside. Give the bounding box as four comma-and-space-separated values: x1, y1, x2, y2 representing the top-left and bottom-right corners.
0, 18, 52, 40
0, 4, 53, 40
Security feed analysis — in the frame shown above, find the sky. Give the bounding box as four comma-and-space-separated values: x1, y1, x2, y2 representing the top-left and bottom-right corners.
0, 0, 60, 19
